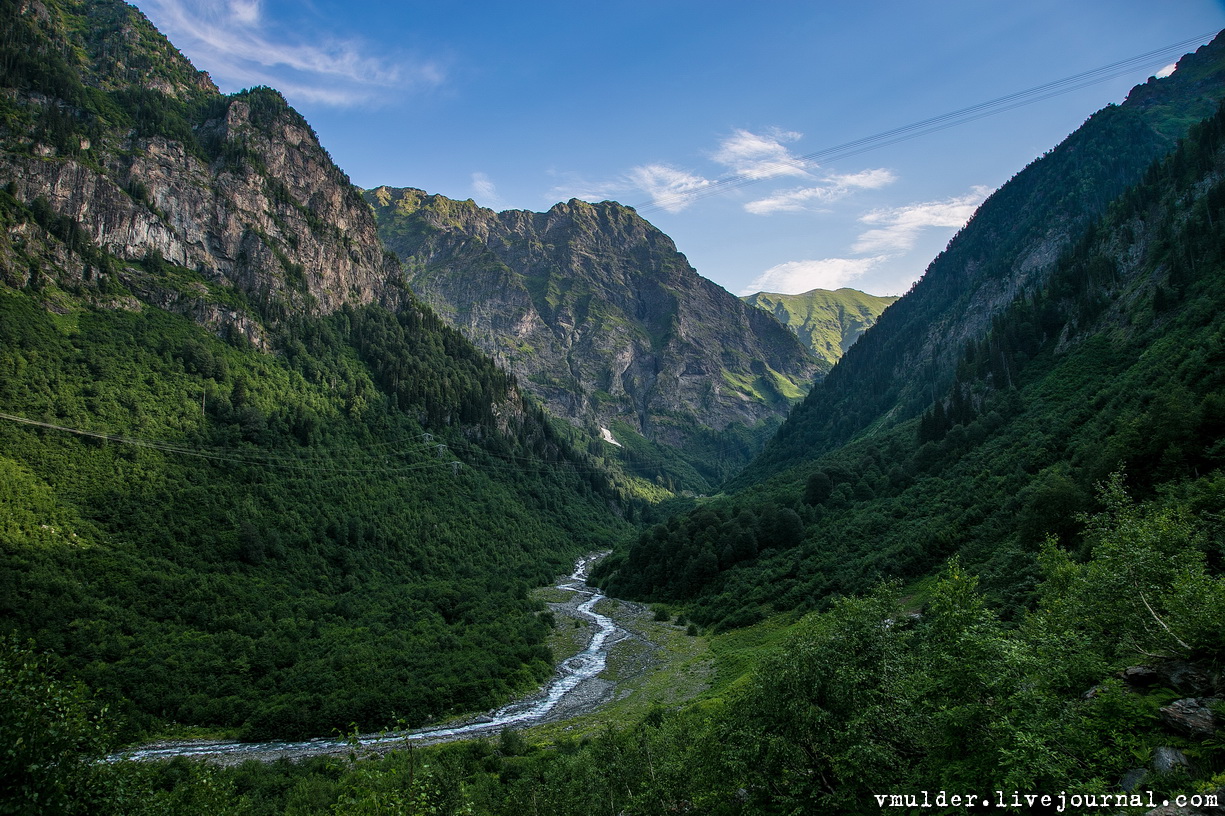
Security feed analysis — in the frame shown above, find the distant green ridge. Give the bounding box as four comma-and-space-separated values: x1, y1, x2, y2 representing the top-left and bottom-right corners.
742, 288, 897, 366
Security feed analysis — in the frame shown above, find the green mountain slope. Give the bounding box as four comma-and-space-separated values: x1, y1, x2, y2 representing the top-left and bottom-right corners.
737, 32, 1225, 486
595, 36, 1225, 629
364, 186, 821, 493
741, 287, 897, 366
0, 0, 627, 740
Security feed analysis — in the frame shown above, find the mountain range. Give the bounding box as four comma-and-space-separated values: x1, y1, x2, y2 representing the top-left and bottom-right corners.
6, 0, 1225, 811
0, 0, 628, 743
363, 185, 824, 490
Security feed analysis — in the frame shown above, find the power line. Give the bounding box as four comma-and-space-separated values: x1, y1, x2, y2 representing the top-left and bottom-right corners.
0, 405, 777, 486
0, 411, 453, 475
637, 31, 1220, 214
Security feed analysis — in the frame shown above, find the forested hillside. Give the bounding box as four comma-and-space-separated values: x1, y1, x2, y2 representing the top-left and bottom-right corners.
0, 0, 627, 744
739, 32, 1225, 485
595, 69, 1225, 633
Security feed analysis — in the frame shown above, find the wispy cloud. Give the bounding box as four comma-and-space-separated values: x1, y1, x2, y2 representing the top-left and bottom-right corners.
625, 164, 712, 213
134, 0, 444, 107
1156, 62, 1178, 79
471, 172, 502, 207
710, 128, 809, 179
228, 0, 259, 24
549, 163, 712, 212
741, 257, 885, 295
557, 127, 822, 212
852, 187, 989, 254
745, 168, 897, 215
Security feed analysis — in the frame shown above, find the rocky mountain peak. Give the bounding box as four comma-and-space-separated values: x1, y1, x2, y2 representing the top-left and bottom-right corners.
366, 186, 821, 480
1, 2, 401, 340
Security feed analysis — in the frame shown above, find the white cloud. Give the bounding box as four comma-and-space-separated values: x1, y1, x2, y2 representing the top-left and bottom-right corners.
551, 163, 712, 212
134, 0, 444, 107
711, 128, 809, 179
745, 186, 841, 215
1156, 63, 1178, 79
471, 172, 501, 207
830, 168, 897, 190
740, 257, 884, 295
745, 167, 897, 214
625, 164, 712, 213
228, 0, 259, 24
852, 187, 989, 254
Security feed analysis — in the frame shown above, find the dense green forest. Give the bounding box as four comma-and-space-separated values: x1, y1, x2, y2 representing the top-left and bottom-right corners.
0, 273, 628, 741
8, 477, 1224, 813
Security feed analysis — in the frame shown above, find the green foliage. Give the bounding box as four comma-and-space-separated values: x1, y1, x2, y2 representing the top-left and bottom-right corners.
329, 747, 472, 816
725, 585, 919, 812
0, 284, 627, 741
0, 634, 108, 815
98, 496, 1220, 812
1039, 474, 1225, 662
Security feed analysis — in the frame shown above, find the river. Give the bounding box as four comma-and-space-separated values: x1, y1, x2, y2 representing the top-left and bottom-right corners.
110, 552, 622, 763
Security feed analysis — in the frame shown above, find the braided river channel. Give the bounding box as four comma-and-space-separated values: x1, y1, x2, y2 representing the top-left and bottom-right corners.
111, 553, 621, 764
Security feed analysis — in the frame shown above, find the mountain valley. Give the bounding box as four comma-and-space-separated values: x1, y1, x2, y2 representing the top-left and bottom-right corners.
4, 1, 1225, 813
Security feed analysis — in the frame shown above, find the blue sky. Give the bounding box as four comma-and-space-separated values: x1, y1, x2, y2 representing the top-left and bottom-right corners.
130, 0, 1225, 297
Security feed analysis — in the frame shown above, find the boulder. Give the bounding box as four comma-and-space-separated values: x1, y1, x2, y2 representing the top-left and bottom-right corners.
1159, 698, 1220, 739
1152, 746, 1192, 775
1122, 665, 1161, 688
1158, 661, 1214, 696
1120, 767, 1147, 791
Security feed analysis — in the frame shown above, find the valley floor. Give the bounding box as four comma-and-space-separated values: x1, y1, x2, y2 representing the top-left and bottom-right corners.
110, 557, 714, 765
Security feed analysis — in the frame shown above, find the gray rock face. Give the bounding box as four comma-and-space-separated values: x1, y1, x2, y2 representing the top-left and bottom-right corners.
1153, 745, 1192, 775
0, 0, 401, 338
1158, 661, 1215, 696
1159, 698, 1221, 739
1121, 665, 1162, 688
4, 99, 398, 325
365, 187, 820, 445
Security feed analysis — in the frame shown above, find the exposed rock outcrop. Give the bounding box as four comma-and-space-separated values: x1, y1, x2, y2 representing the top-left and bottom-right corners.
1, 0, 402, 340
1159, 698, 1221, 739
365, 187, 820, 447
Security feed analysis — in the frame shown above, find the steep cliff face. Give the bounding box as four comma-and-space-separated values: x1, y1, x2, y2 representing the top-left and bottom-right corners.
366, 186, 820, 447
742, 288, 897, 366
0, 0, 401, 344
